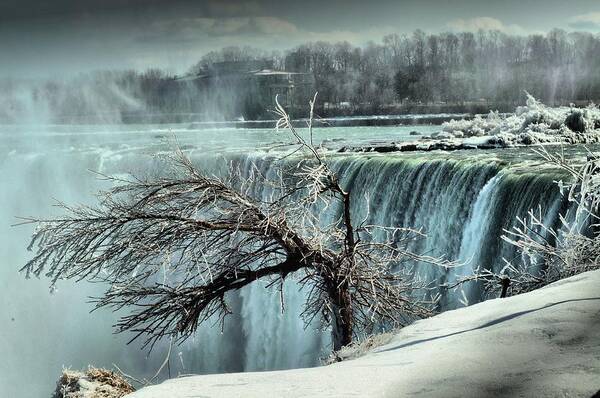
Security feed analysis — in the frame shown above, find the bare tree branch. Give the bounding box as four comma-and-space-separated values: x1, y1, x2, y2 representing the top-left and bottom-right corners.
22, 95, 451, 352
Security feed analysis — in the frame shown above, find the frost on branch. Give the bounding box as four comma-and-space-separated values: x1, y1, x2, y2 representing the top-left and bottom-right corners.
449, 146, 600, 298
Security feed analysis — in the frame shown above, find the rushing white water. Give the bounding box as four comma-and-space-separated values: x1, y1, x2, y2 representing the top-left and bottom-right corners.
453, 175, 503, 304
458, 175, 502, 267
0, 124, 576, 397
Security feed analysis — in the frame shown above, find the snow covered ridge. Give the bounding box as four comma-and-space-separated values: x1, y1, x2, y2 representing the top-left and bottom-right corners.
126, 270, 600, 398
340, 95, 600, 153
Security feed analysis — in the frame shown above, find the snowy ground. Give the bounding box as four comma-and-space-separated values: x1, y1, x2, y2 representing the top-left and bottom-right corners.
128, 270, 600, 398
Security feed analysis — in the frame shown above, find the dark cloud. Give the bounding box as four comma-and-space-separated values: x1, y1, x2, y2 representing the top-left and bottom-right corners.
0, 0, 266, 22
1, 0, 599, 78
137, 16, 298, 44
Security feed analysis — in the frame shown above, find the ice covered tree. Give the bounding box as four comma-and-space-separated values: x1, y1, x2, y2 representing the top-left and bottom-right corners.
448, 147, 600, 298
21, 95, 446, 352
501, 148, 600, 289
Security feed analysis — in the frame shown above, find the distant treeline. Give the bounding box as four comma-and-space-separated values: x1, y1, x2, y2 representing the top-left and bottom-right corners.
2, 29, 600, 123
188, 29, 600, 111
282, 29, 600, 109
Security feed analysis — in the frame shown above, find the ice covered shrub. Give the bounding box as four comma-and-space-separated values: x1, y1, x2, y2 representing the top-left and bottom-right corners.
503, 148, 600, 282
449, 147, 600, 298
53, 367, 134, 398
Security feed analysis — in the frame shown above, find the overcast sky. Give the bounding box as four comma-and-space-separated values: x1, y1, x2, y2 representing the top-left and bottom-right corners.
1, 0, 599, 78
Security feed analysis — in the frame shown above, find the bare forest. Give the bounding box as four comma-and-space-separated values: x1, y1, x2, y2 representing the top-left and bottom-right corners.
2, 29, 600, 122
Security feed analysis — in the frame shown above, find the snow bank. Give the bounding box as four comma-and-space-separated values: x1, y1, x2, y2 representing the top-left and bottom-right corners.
127, 270, 600, 398
441, 94, 600, 146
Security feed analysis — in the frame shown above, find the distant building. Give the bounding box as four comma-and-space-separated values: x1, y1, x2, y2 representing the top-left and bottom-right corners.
177, 61, 315, 119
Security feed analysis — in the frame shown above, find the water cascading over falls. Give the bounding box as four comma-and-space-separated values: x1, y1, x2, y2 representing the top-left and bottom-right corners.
330, 156, 568, 307
0, 143, 569, 397
180, 151, 569, 370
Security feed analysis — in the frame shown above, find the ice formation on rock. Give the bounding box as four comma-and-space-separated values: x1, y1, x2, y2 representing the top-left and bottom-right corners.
442, 94, 600, 146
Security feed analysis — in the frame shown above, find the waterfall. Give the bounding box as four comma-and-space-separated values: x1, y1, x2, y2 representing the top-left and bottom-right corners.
327, 156, 567, 307
0, 140, 570, 397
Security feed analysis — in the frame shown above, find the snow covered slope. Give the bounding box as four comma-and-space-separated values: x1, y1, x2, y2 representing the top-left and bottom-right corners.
128, 270, 600, 398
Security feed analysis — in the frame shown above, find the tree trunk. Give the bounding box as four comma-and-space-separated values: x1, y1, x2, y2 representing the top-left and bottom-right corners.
500, 276, 511, 298
330, 283, 353, 352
